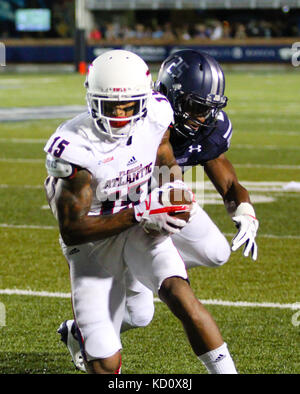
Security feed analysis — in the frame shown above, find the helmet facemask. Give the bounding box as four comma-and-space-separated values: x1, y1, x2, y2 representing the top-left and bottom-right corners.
87, 93, 149, 140
174, 92, 228, 139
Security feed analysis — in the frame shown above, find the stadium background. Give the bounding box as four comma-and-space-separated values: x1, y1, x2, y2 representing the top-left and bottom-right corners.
1, 0, 300, 69
0, 0, 299, 376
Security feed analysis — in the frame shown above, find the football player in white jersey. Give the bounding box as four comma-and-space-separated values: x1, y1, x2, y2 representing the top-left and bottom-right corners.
44, 50, 237, 374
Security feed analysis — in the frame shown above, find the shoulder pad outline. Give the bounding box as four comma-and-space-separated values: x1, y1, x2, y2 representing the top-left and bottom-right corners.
45, 153, 74, 178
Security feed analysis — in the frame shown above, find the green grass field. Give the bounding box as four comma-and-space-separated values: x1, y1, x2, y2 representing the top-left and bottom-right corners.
0, 69, 299, 375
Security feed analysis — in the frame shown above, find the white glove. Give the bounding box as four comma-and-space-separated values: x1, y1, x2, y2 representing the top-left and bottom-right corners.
231, 203, 259, 261
141, 208, 187, 235
134, 185, 189, 235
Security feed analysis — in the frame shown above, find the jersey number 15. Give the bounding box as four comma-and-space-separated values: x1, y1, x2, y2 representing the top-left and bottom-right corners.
47, 136, 70, 158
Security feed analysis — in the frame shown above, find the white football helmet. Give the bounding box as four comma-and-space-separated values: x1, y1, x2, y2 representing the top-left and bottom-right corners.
85, 49, 153, 140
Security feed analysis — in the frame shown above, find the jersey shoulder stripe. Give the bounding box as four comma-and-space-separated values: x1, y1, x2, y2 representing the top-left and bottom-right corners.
223, 119, 233, 148
217, 111, 233, 148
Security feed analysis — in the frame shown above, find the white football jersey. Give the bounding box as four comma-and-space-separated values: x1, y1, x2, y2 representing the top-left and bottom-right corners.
44, 91, 173, 216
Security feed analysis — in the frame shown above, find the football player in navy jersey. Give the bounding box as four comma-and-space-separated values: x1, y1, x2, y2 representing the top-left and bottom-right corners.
155, 49, 259, 261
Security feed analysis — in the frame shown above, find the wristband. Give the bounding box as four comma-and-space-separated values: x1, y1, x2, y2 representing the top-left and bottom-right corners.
234, 202, 256, 219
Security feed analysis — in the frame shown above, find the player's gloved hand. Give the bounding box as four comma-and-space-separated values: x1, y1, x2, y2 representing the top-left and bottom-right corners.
231, 202, 259, 261
141, 208, 187, 235
134, 185, 189, 235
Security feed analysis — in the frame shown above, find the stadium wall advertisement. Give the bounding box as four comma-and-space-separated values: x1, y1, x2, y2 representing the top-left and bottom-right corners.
4, 43, 296, 63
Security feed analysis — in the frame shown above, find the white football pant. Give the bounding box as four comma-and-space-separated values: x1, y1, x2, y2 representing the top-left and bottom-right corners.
122, 206, 231, 330
60, 225, 188, 360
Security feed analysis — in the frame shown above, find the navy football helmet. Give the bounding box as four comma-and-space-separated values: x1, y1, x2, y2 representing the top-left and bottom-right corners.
155, 49, 228, 139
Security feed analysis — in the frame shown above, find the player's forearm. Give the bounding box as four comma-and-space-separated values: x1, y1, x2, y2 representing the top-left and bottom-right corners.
59, 208, 137, 246
155, 130, 183, 184
223, 182, 251, 216
204, 157, 251, 214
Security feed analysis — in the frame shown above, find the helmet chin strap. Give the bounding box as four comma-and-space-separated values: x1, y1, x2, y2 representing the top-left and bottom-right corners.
110, 122, 132, 135
92, 116, 134, 141
109, 118, 131, 128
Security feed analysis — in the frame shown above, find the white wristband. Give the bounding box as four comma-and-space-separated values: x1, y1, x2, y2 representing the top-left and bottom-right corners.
234, 202, 256, 218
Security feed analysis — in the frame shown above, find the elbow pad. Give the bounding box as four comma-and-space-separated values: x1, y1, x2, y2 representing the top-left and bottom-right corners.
45, 153, 75, 178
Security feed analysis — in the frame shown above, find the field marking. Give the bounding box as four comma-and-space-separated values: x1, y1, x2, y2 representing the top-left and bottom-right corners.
0, 105, 86, 121
2, 138, 300, 151
0, 223, 300, 240
0, 289, 70, 298
1, 181, 300, 192
234, 117, 300, 124
1, 158, 299, 169
0, 77, 60, 84
233, 144, 300, 151
202, 181, 300, 192
0, 138, 46, 143
0, 184, 43, 189
0, 158, 44, 163
264, 131, 300, 136
234, 164, 300, 169
224, 232, 300, 240
0, 288, 298, 311
0, 223, 56, 230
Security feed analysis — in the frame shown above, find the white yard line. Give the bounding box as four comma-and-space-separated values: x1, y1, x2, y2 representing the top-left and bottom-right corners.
0, 288, 298, 310
0, 289, 70, 298
0, 158, 44, 163
0, 223, 299, 239
233, 144, 300, 150
223, 232, 300, 240
0, 105, 86, 121
1, 158, 299, 169
0, 184, 43, 189
0, 223, 56, 230
202, 181, 295, 192
234, 164, 300, 169
1, 181, 299, 192
2, 138, 300, 151
0, 138, 46, 143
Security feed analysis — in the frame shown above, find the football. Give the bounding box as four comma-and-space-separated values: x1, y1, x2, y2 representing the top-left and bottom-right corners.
159, 187, 193, 223
142, 186, 194, 237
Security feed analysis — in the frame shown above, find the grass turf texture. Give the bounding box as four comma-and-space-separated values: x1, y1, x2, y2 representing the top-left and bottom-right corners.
0, 70, 299, 374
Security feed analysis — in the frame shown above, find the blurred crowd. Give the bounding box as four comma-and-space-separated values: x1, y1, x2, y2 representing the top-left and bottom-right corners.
88, 18, 299, 42
1, 0, 300, 41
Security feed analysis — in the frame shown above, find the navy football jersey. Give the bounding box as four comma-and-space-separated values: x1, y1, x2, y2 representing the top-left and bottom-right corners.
170, 111, 232, 170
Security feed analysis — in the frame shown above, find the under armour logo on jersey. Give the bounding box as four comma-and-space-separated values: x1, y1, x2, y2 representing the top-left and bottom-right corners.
188, 145, 202, 153
127, 156, 137, 166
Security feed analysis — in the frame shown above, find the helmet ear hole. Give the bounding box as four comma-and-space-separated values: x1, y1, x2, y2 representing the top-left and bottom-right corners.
199, 63, 203, 71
